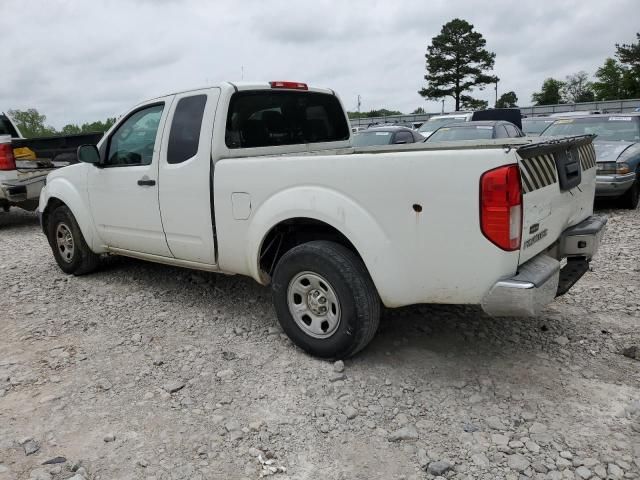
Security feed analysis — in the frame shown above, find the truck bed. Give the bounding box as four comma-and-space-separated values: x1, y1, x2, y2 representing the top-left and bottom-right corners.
1, 132, 103, 211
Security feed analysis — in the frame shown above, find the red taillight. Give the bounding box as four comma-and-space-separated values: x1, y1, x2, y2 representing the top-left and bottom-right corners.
269, 81, 308, 90
0, 143, 16, 171
480, 164, 522, 251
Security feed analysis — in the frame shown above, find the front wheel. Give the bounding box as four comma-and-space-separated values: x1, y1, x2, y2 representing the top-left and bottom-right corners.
271, 241, 380, 359
619, 175, 639, 210
47, 205, 100, 275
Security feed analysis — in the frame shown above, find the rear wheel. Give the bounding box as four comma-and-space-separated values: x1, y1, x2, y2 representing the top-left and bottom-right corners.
619, 174, 639, 210
271, 240, 380, 359
47, 205, 100, 275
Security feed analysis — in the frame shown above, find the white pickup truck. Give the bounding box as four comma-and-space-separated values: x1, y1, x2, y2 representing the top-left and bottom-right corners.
1, 112, 103, 212
38, 81, 606, 358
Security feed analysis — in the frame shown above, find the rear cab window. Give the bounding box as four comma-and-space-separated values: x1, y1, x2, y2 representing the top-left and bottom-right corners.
0, 114, 20, 138
225, 91, 349, 149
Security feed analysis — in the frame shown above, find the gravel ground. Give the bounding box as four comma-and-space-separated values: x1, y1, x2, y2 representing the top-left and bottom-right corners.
0, 203, 638, 480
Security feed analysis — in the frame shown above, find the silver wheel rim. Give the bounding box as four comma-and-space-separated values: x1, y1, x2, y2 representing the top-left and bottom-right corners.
55, 223, 75, 263
287, 271, 341, 339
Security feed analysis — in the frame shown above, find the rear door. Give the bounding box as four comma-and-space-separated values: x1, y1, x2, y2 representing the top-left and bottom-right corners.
517, 136, 596, 264
158, 88, 221, 264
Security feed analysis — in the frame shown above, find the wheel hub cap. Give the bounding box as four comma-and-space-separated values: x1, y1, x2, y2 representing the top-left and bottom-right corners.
287, 272, 341, 339
307, 289, 328, 315
55, 223, 75, 263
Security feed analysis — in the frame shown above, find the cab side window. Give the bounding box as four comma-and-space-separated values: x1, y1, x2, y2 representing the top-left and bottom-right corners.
394, 131, 414, 144
106, 104, 164, 167
505, 124, 522, 137
167, 95, 207, 164
494, 125, 510, 139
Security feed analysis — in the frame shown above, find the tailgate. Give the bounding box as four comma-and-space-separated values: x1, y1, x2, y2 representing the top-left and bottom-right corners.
516, 135, 596, 264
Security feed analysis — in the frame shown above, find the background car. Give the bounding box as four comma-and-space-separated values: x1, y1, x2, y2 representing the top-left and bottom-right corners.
541, 113, 640, 208
365, 121, 416, 129
424, 120, 524, 142
522, 117, 555, 136
417, 112, 473, 138
549, 110, 602, 117
352, 126, 424, 147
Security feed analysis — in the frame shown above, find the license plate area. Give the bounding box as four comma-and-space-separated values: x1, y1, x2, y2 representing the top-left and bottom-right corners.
554, 146, 582, 191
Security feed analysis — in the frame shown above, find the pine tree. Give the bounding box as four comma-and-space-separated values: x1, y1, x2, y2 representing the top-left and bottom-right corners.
419, 19, 498, 111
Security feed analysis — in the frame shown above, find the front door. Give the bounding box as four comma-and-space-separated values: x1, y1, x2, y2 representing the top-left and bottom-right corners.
88, 99, 174, 256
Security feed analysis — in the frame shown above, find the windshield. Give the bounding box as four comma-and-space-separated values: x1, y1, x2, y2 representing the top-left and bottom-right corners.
542, 117, 640, 142
426, 125, 493, 142
352, 131, 393, 146
418, 117, 466, 133
522, 119, 555, 135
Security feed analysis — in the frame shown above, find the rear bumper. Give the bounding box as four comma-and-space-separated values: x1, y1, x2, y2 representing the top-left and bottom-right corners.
0, 174, 47, 209
595, 173, 636, 196
482, 215, 607, 317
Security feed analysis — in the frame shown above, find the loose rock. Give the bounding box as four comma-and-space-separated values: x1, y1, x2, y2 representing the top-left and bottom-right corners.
427, 460, 452, 476
507, 454, 530, 472
162, 380, 185, 393
23, 439, 40, 456
388, 425, 419, 442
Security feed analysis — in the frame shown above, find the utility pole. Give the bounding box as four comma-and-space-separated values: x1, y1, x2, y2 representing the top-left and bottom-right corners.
357, 95, 361, 115
441, 99, 445, 114
495, 80, 498, 107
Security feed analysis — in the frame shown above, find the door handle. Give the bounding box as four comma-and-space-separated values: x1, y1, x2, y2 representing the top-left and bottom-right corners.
137, 178, 156, 186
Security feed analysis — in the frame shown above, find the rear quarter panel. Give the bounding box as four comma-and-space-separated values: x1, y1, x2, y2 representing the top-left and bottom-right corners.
214, 148, 521, 307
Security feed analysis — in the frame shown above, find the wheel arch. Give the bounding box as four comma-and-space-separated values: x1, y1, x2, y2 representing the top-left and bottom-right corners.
239, 187, 394, 304
41, 178, 104, 253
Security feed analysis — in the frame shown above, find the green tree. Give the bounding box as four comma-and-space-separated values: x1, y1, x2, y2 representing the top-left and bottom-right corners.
420, 18, 498, 111
460, 97, 488, 110
58, 117, 117, 134
562, 71, 595, 103
531, 78, 565, 105
7, 108, 56, 137
80, 118, 117, 132
60, 124, 82, 135
347, 109, 403, 119
593, 58, 626, 100
616, 33, 640, 97
616, 33, 640, 69
495, 91, 518, 108
412, 107, 426, 114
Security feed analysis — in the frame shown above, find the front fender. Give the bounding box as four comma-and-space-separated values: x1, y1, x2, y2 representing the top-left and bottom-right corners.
41, 175, 104, 253
243, 186, 397, 302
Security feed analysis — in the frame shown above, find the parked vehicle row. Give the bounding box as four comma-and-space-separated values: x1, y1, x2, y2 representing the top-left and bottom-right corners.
351, 126, 425, 146
417, 112, 473, 138
540, 113, 640, 208
424, 120, 523, 142
38, 80, 605, 359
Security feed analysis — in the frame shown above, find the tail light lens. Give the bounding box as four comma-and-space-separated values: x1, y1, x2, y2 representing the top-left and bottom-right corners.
0, 143, 16, 171
480, 164, 522, 251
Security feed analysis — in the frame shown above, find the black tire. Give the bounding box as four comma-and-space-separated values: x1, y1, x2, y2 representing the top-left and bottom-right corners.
619, 174, 639, 210
47, 205, 100, 275
271, 240, 380, 359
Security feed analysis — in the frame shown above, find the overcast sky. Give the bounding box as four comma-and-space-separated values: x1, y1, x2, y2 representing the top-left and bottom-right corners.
2, 0, 638, 128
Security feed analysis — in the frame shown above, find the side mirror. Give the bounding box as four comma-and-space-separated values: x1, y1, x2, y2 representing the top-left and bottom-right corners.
77, 144, 101, 165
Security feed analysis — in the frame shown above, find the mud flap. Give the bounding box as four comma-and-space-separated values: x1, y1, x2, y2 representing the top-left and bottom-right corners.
556, 258, 589, 296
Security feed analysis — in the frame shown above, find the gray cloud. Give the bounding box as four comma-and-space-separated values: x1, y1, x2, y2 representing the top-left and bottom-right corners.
1, 0, 638, 128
